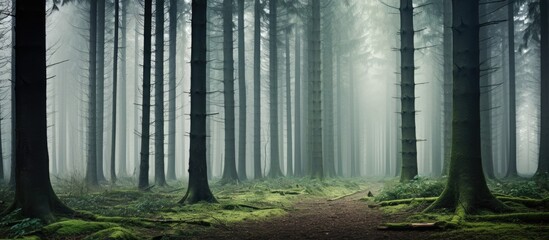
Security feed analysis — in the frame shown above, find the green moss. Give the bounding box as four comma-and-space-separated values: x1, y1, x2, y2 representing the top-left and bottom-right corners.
431, 222, 549, 240
42, 220, 119, 236
380, 203, 412, 214
83, 227, 138, 240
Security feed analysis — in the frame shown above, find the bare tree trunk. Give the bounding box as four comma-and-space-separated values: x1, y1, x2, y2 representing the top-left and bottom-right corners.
442, 0, 452, 176
294, 25, 302, 177
167, 0, 178, 181
253, 0, 262, 179
506, 0, 518, 178
285, 26, 293, 177
110, 0, 120, 183
537, 0, 549, 177
180, 0, 217, 204
118, 0, 128, 177
309, 0, 323, 179
97, 0, 107, 182
154, 0, 167, 187
86, 0, 99, 186
322, 12, 335, 178
268, 0, 283, 178
237, 0, 247, 180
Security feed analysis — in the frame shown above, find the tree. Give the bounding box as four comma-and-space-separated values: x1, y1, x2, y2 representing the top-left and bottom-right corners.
506, 0, 518, 178
96, 0, 107, 183
294, 23, 302, 177
221, 0, 239, 183
309, 0, 323, 179
322, 5, 335, 178
110, 0, 120, 183
426, 0, 508, 215
442, 0, 452, 176
237, 0, 247, 180
399, 0, 418, 182
154, 0, 167, 187
1, 0, 74, 222
86, 0, 99, 187
138, 0, 153, 190
180, 0, 217, 204
285, 25, 293, 177
537, 0, 549, 178
268, 0, 283, 178
253, 0, 262, 179
167, 0, 178, 181
118, 0, 128, 177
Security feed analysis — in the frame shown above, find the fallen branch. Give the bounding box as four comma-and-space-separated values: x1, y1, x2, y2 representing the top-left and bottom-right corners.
377, 197, 438, 206
328, 190, 366, 201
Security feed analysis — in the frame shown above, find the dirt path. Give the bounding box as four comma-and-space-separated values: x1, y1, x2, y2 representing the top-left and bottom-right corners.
194, 190, 436, 240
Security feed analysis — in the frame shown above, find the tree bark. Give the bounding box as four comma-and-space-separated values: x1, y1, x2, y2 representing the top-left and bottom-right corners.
138, 0, 153, 190
96, 0, 107, 182
442, 0, 452, 176
86, 0, 99, 187
180, 0, 217, 204
426, 0, 508, 214
110, 0, 120, 183
506, 0, 518, 178
118, 0, 128, 177
309, 0, 323, 179
399, 0, 418, 182
322, 12, 335, 178
221, 0, 239, 183
537, 0, 549, 177
237, 0, 247, 180
480, 2, 494, 179
2, 0, 74, 222
285, 26, 293, 177
294, 25, 302, 177
253, 0, 262, 179
167, 0, 178, 181
154, 0, 167, 187
268, 0, 283, 178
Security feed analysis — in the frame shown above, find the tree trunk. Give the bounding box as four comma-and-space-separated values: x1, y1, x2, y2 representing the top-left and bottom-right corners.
253, 0, 262, 179
138, 0, 153, 190
537, 0, 549, 177
221, 0, 239, 183
97, 0, 107, 183
118, 0, 128, 177
480, 2, 494, 179
9, 0, 16, 188
237, 0, 247, 180
180, 0, 217, 204
309, 0, 323, 179
506, 0, 518, 178
294, 25, 302, 177
2, 0, 74, 222
110, 0, 120, 183
285, 26, 293, 177
350, 53, 357, 177
336, 49, 342, 177
154, 0, 167, 187
322, 13, 335, 178
167, 0, 178, 181
268, 0, 283, 178
442, 0, 452, 176
86, 0, 99, 186
426, 0, 508, 215
399, 0, 418, 182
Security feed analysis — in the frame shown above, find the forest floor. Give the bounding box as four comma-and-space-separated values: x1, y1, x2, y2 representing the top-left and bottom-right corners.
0, 176, 548, 239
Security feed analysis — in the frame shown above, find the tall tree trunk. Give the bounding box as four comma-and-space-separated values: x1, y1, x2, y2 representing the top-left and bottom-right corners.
154, 0, 167, 187
294, 25, 302, 177
480, 2, 494, 179
309, 0, 323, 179
322, 14, 335, 178
167, 0, 178, 181
2, 0, 74, 221
506, 0, 518, 178
138, 0, 153, 190
399, 0, 418, 182
9, 0, 16, 188
268, 0, 283, 178
537, 0, 549, 177
237, 0, 247, 180
442, 0, 452, 176
180, 0, 217, 204
253, 0, 262, 179
97, 0, 107, 182
86, 0, 99, 186
285, 26, 293, 177
206, 2, 212, 179
118, 0, 128, 177
221, 0, 239, 183
110, 0, 120, 183
349, 53, 357, 177
426, 0, 507, 215
336, 49, 342, 177
134, 9, 141, 177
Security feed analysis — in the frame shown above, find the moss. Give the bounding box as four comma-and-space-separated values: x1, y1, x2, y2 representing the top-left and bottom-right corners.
431, 222, 549, 240
42, 220, 119, 236
83, 227, 139, 240
466, 212, 549, 223
380, 203, 412, 214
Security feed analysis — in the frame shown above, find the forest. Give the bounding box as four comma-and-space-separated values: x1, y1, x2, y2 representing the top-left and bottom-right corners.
0, 0, 548, 239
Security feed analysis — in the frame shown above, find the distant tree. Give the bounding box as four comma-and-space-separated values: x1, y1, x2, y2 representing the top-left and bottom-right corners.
426, 0, 508, 215
322, 4, 335, 178
399, 0, 418, 182
167, 0, 178, 181
220, 0, 239, 183
118, 0, 129, 177
96, 0, 107, 183
110, 0, 120, 183
285, 25, 293, 177
294, 23, 302, 177
138, 0, 153, 190
180, 0, 217, 204
268, 0, 283, 178
1, 0, 74, 222
154, 0, 167, 187
237, 0, 247, 180
309, 0, 323, 179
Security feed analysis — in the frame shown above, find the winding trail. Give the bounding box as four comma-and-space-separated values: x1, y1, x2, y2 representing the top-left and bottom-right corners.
195, 190, 435, 240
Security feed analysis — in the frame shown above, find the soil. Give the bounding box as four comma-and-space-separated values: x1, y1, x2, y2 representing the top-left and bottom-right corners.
193, 190, 438, 240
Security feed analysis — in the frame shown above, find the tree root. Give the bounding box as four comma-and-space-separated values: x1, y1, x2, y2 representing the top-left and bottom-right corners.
466, 212, 549, 223
496, 197, 549, 208
377, 197, 438, 206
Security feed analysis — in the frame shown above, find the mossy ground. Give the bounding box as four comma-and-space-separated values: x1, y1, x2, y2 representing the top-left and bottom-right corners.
374, 178, 549, 240
0, 177, 367, 239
